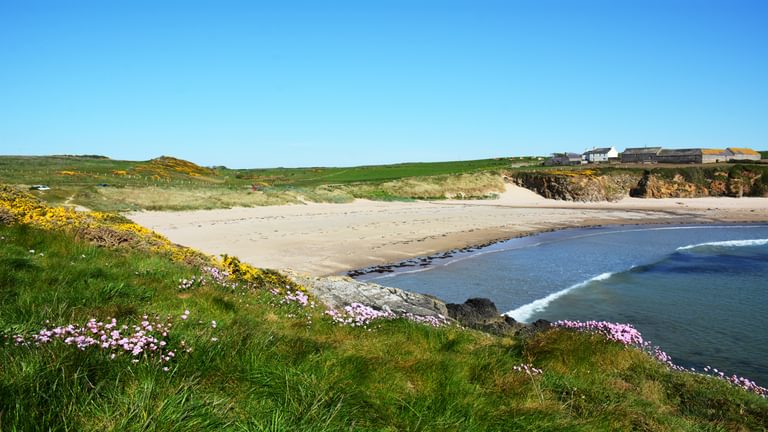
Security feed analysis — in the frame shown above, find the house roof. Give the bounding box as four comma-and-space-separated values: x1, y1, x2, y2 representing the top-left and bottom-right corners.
727, 147, 760, 156
583, 147, 614, 155
701, 149, 727, 155
658, 149, 703, 156
622, 147, 662, 155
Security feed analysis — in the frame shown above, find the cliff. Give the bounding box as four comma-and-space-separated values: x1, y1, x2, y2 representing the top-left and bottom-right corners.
512, 165, 768, 201
511, 170, 641, 201
631, 166, 767, 198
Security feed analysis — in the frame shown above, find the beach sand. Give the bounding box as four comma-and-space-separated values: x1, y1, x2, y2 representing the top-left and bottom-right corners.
127, 184, 768, 275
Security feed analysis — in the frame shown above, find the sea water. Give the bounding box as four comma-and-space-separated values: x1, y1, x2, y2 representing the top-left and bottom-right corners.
361, 224, 768, 384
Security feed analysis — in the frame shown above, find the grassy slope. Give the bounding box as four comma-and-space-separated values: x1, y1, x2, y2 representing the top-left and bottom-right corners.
0, 155, 535, 211
1, 198, 767, 430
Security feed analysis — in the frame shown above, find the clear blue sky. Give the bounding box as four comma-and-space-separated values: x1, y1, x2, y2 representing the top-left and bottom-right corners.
1, 0, 766, 168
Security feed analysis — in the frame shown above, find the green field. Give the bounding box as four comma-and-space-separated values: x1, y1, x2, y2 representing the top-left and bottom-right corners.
0, 155, 540, 211
2, 190, 767, 431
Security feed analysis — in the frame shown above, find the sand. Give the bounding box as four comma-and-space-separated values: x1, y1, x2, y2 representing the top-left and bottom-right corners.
127, 185, 768, 276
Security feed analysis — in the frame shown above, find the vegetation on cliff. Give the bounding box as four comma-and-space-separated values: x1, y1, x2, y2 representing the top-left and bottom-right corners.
1, 185, 767, 431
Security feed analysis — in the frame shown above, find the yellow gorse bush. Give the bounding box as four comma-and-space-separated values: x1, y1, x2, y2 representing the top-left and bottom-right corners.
130, 156, 215, 180
220, 255, 305, 292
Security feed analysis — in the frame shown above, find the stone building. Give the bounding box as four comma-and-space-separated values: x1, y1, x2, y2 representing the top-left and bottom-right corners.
726, 148, 761, 161
544, 153, 584, 166
620, 147, 662, 163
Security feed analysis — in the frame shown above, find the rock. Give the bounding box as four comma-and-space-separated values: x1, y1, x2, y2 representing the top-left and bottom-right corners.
446, 298, 552, 336
446, 298, 524, 335
446, 298, 501, 324
285, 272, 552, 337
284, 271, 448, 317
630, 167, 766, 199
512, 172, 640, 202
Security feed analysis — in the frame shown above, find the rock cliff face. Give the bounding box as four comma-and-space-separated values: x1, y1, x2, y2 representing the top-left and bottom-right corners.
512, 172, 641, 202
630, 169, 766, 198
512, 165, 767, 201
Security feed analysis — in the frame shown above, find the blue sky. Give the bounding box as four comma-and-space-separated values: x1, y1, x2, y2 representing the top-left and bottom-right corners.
1, 0, 766, 168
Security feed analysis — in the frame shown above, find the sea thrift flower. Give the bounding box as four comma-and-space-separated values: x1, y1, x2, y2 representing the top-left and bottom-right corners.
513, 363, 543, 376
553, 320, 768, 398
325, 304, 449, 328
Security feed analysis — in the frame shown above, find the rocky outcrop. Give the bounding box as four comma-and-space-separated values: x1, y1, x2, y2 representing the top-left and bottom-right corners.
285, 271, 449, 317
446, 297, 550, 336
512, 165, 768, 201
512, 172, 641, 202
630, 168, 766, 198
630, 173, 708, 198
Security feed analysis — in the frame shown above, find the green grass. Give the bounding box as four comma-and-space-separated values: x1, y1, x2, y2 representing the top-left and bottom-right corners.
1, 223, 767, 431
0, 155, 541, 211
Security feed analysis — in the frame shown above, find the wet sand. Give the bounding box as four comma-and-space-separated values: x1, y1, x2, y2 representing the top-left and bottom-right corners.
127, 185, 768, 275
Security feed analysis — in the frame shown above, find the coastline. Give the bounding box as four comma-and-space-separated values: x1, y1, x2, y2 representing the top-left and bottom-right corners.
127, 184, 768, 276
346, 220, 768, 279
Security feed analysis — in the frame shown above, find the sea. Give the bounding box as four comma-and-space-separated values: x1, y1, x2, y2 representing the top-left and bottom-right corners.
358, 224, 768, 385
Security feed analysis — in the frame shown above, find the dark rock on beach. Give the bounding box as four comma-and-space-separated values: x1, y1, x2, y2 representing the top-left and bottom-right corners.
446, 297, 550, 336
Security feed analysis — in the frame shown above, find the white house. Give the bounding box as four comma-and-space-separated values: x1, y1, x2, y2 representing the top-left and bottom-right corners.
583, 147, 619, 163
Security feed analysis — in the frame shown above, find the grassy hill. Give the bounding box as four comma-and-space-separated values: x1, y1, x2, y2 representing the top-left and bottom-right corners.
1, 185, 767, 431
0, 155, 538, 211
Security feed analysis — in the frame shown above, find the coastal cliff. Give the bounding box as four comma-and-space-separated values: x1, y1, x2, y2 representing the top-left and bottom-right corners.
512, 164, 768, 201
631, 166, 767, 198
511, 170, 641, 201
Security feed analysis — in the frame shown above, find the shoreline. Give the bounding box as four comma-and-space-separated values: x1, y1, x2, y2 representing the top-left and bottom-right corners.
345, 220, 768, 279
127, 184, 768, 276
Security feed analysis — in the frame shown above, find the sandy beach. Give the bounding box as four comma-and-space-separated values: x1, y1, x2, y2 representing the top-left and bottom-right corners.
128, 184, 768, 276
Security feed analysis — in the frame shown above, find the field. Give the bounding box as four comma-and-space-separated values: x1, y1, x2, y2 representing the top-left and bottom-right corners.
0, 155, 538, 211
1, 187, 767, 431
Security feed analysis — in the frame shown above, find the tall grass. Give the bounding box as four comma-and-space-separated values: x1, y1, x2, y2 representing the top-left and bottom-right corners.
1, 223, 767, 431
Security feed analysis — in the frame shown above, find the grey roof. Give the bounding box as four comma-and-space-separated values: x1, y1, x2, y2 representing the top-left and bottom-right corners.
583, 147, 613, 155
658, 149, 703, 156
622, 147, 662, 155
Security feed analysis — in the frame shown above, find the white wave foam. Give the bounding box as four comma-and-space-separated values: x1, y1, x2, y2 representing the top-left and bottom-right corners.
676, 238, 768, 251
505, 272, 615, 323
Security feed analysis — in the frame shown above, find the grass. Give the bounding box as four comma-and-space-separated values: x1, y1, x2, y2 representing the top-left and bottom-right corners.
0, 155, 542, 211
1, 193, 767, 430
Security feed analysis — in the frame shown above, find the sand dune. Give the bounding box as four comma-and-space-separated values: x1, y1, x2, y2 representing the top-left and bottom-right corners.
128, 184, 768, 276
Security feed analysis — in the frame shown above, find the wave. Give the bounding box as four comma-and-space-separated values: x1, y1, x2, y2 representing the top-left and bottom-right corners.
676, 239, 768, 252
505, 272, 615, 323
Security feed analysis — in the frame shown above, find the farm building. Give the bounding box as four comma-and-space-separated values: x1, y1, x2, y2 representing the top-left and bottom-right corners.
654, 149, 729, 164
620, 147, 662, 163
583, 147, 619, 163
726, 148, 761, 161
544, 153, 584, 166
701, 149, 730, 163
